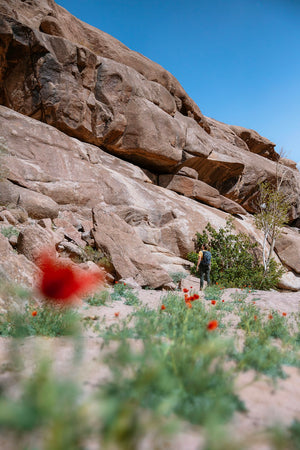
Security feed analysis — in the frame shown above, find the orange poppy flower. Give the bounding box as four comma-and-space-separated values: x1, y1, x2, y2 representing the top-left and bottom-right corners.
207, 320, 218, 331
186, 302, 192, 309
114, 312, 120, 317
269, 314, 273, 320
211, 300, 216, 305
32, 311, 37, 317
161, 305, 166, 310
282, 312, 287, 317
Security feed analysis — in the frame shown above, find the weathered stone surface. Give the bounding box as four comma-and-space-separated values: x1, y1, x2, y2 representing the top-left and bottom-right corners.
279, 157, 298, 171
176, 167, 199, 179
159, 175, 247, 215
53, 218, 86, 248
0, 0, 209, 131
278, 271, 300, 292
17, 224, 63, 262
0, 232, 36, 287
229, 125, 278, 161
0, 209, 18, 225
92, 207, 172, 288
275, 228, 300, 274
0, 181, 59, 219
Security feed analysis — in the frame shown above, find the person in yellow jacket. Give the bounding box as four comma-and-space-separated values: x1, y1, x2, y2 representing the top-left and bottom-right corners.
196, 244, 211, 290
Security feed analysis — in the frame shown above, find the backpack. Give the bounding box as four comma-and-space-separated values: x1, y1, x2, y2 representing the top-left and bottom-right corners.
202, 250, 211, 266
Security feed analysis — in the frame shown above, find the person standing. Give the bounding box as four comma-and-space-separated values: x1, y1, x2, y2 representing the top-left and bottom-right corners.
196, 244, 211, 290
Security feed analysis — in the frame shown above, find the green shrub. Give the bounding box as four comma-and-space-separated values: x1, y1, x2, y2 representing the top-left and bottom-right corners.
85, 290, 110, 306
187, 219, 283, 289
111, 283, 140, 306
1, 226, 19, 239
0, 304, 80, 337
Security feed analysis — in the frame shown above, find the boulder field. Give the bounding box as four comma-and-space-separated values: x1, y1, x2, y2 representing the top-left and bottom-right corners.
0, 0, 299, 290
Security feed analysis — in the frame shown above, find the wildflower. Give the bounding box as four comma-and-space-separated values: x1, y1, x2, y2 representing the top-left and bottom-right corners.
222, 300, 224, 303
282, 312, 287, 317
216, 282, 218, 285
114, 312, 120, 317
254, 315, 257, 321
186, 302, 192, 309
115, 281, 118, 284
32, 311, 37, 317
190, 295, 195, 301
183, 288, 189, 293
161, 305, 166, 310
123, 283, 126, 286
37, 251, 104, 305
207, 320, 218, 331
194, 294, 200, 300
211, 300, 216, 305
269, 314, 273, 320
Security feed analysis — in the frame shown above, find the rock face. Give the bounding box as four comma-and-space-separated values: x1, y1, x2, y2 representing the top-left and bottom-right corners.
0, 0, 300, 290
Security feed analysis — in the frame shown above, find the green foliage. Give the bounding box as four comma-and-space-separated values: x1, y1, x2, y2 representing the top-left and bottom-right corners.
0, 226, 19, 239
187, 219, 283, 289
0, 304, 80, 337
234, 334, 287, 379
0, 358, 89, 449
99, 292, 244, 432
111, 283, 140, 306
85, 290, 110, 306
255, 181, 290, 272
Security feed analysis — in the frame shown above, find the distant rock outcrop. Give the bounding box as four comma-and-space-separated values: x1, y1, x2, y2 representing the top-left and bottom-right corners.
0, 0, 299, 289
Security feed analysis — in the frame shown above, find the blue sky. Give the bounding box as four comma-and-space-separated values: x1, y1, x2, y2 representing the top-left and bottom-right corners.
57, 0, 300, 165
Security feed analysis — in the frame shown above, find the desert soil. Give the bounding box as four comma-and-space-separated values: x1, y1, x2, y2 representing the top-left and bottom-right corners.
0, 275, 299, 449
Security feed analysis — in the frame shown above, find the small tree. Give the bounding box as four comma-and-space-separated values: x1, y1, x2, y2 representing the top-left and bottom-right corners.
254, 177, 290, 274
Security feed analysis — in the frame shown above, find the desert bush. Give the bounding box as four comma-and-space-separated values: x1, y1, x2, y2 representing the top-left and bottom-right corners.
187, 219, 283, 289
0, 304, 80, 337
1, 226, 19, 239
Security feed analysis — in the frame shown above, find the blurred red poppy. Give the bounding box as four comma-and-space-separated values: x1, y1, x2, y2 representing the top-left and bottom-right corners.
37, 251, 104, 304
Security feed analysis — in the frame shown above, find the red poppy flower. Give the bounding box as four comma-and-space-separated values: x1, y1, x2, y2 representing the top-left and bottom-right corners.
269, 314, 273, 320
114, 312, 120, 317
207, 320, 218, 331
161, 304, 166, 310
123, 283, 126, 286
282, 312, 287, 317
183, 288, 189, 293
252, 301, 256, 304
32, 311, 37, 317
211, 300, 216, 305
194, 294, 200, 300
216, 282, 218, 285
115, 281, 118, 284
222, 300, 224, 303
190, 295, 195, 301
36, 251, 104, 304
254, 315, 257, 321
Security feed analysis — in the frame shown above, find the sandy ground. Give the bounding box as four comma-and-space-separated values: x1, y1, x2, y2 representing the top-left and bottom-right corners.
0, 275, 299, 449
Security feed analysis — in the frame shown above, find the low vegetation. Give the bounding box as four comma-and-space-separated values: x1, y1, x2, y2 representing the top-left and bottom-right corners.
187, 219, 284, 289
0, 279, 298, 449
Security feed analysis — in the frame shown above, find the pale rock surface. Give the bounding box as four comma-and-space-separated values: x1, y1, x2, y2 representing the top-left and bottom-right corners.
17, 223, 63, 262
275, 228, 300, 274
0, 233, 36, 287
159, 174, 247, 215
277, 271, 300, 292
92, 207, 172, 288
